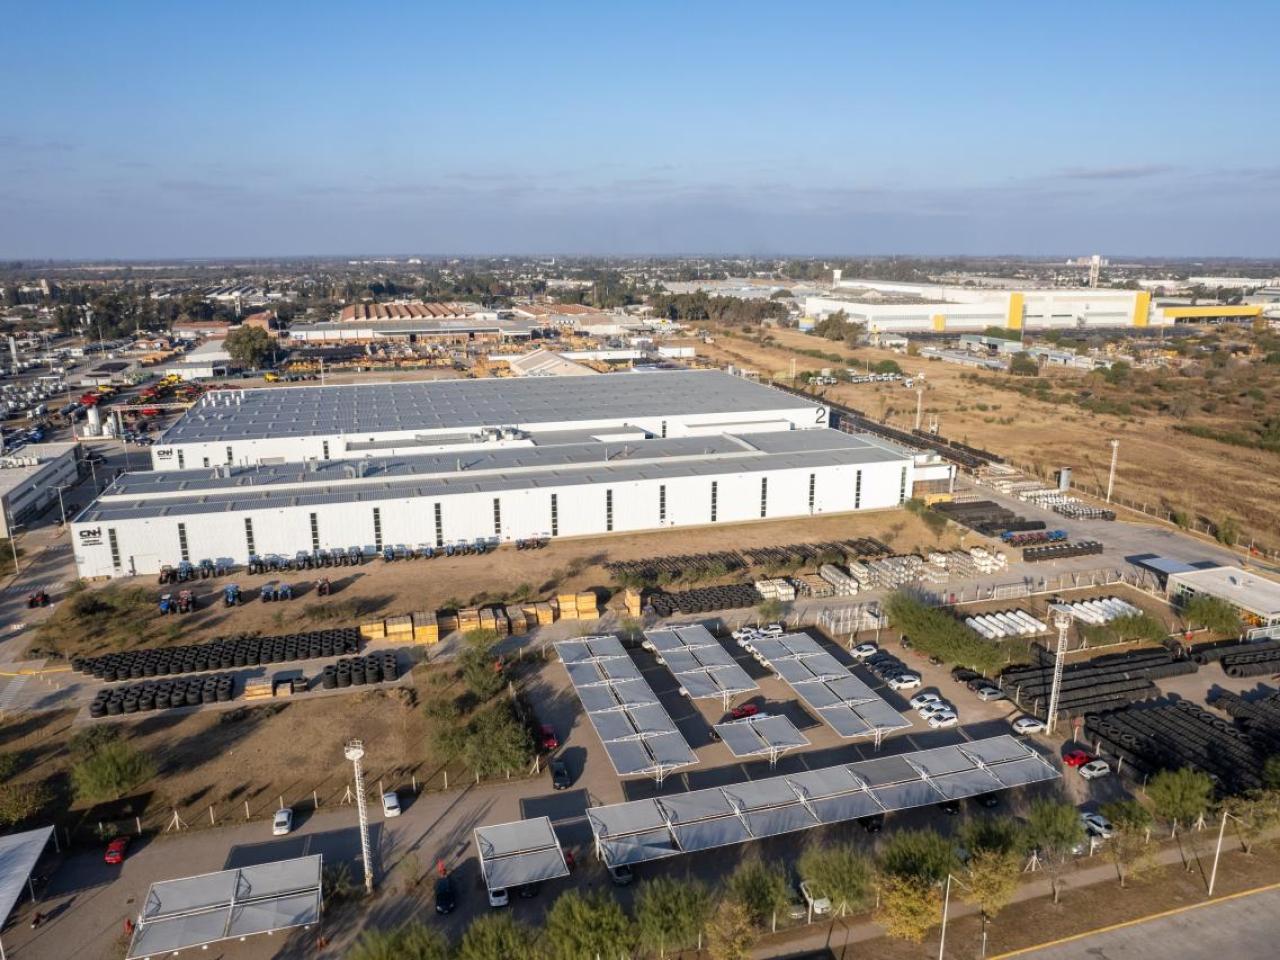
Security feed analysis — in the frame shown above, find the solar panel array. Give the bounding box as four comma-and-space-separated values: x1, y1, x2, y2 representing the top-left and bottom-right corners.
749, 633, 911, 739
713, 714, 810, 759
644, 625, 759, 702
587, 736, 1059, 867
555, 636, 698, 779
474, 817, 570, 892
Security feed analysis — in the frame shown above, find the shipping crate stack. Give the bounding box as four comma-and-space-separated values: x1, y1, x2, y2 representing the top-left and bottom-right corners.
243, 677, 273, 702
412, 611, 439, 644
385, 615, 414, 642
623, 587, 644, 618
359, 619, 387, 641
438, 611, 460, 635
458, 607, 482, 633
555, 593, 579, 621
505, 606, 528, 636
576, 591, 600, 620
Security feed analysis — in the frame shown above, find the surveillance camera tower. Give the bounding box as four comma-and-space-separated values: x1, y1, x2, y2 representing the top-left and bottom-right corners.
344, 739, 374, 894
1046, 613, 1072, 735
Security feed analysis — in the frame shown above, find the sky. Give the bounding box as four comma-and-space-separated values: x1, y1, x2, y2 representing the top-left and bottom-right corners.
1, 0, 1278, 259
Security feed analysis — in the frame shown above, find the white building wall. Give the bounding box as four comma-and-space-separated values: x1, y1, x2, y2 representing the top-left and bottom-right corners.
73, 458, 911, 578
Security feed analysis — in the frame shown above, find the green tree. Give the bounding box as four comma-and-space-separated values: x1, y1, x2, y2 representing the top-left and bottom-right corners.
963, 848, 1021, 919
962, 816, 1023, 857
725, 854, 789, 928
224, 324, 274, 368
883, 591, 1003, 673
1100, 799, 1156, 887
457, 913, 538, 960
462, 627, 502, 651
463, 701, 534, 777
1180, 595, 1242, 635
797, 842, 873, 917
347, 923, 448, 960
879, 829, 956, 885
71, 740, 154, 803
1223, 791, 1280, 854
1214, 516, 1242, 546
704, 899, 757, 960
1010, 352, 1039, 376
0, 781, 52, 829
634, 876, 713, 957
1148, 767, 1215, 831
755, 598, 784, 624
541, 889, 635, 960
1026, 798, 1085, 903
877, 875, 939, 944
459, 646, 505, 700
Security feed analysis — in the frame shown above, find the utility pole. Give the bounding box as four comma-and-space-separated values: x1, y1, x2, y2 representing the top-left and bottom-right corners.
344, 739, 375, 894
1106, 439, 1119, 504
915, 387, 924, 431
1046, 613, 1071, 735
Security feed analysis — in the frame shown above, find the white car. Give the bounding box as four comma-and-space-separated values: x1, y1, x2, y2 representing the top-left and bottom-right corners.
975, 686, 1006, 702
909, 692, 944, 710
1078, 759, 1111, 780
1080, 812, 1113, 838
852, 643, 879, 661
759, 623, 785, 637
731, 628, 759, 643
918, 701, 955, 719
1012, 716, 1045, 735
888, 673, 922, 691
927, 711, 959, 728
272, 808, 293, 836
382, 791, 401, 818
799, 880, 831, 916
488, 886, 509, 908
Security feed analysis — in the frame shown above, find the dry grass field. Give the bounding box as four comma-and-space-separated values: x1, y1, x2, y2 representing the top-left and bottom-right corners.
685, 324, 1280, 547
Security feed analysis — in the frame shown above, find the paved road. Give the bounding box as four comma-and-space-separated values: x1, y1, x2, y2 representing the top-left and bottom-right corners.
1013, 883, 1280, 960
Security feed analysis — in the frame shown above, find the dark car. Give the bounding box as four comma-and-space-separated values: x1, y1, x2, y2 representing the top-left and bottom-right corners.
550, 759, 572, 790
434, 875, 457, 915
609, 864, 635, 886
951, 667, 979, 683
974, 793, 1000, 809
859, 814, 885, 834
517, 883, 541, 899
937, 800, 961, 816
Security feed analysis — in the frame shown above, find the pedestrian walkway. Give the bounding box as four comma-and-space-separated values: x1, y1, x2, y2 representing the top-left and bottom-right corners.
0, 674, 28, 713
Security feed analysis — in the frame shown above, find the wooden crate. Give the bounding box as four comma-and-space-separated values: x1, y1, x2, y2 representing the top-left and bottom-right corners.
243, 678, 272, 701
505, 606, 527, 635
491, 608, 510, 637
412, 611, 439, 644
437, 612, 460, 634
535, 602, 555, 625
359, 620, 387, 640
385, 615, 413, 636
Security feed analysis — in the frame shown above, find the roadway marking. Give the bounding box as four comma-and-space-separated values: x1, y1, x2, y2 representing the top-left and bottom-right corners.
0, 675, 28, 712
987, 879, 1280, 959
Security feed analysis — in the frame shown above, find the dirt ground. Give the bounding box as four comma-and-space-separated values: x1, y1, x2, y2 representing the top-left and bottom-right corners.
38, 508, 961, 658
684, 325, 1280, 545
858, 841, 1280, 959
0, 674, 444, 834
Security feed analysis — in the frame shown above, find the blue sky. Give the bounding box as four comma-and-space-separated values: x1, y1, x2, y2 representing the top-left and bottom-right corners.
2, 1, 1277, 258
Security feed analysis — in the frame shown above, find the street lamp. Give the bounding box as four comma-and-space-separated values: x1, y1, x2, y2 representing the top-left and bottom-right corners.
55, 483, 73, 526
938, 872, 973, 960
1207, 808, 1243, 896
4, 513, 22, 577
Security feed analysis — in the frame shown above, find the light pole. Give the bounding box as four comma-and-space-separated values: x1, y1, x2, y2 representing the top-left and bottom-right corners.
938, 872, 972, 960
55, 483, 72, 526
1207, 808, 1243, 896
4, 514, 22, 576
1105, 438, 1119, 504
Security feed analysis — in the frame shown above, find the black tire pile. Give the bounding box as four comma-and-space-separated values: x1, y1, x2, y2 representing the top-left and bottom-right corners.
1208, 689, 1280, 757
71, 628, 362, 681
319, 653, 399, 689
648, 584, 763, 617
1084, 698, 1263, 793
89, 673, 235, 717
1001, 647, 1195, 721
1186, 638, 1280, 678
1022, 540, 1104, 563
933, 500, 1026, 535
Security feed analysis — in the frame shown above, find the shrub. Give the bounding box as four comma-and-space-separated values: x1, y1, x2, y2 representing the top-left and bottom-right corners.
71, 740, 155, 803
883, 592, 1002, 673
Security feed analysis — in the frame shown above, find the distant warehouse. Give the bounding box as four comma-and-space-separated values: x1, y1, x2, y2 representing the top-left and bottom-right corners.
147, 370, 832, 469
70, 371, 941, 578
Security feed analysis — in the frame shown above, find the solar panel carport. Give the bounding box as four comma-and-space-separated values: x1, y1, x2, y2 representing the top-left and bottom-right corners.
644, 624, 758, 708
587, 736, 1059, 867
126, 855, 322, 959
0, 826, 54, 959
713, 714, 810, 767
474, 817, 570, 893
749, 632, 911, 743
555, 636, 698, 784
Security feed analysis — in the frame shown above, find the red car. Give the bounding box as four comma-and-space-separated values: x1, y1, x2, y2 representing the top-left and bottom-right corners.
1063, 750, 1094, 768
539, 725, 559, 751
104, 838, 129, 865
729, 703, 760, 721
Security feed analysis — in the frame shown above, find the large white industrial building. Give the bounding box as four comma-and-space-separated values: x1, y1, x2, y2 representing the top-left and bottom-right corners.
71, 370, 939, 579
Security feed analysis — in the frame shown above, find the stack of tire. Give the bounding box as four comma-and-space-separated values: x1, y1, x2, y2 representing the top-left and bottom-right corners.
648, 583, 764, 617
1084, 698, 1263, 793
1022, 540, 1104, 563
72, 628, 362, 680
1000, 647, 1194, 721
1185, 637, 1280, 665
88, 673, 235, 718
1209, 689, 1280, 756
320, 653, 399, 690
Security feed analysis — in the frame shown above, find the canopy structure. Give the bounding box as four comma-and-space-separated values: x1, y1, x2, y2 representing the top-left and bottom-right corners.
0, 826, 54, 958
127, 855, 322, 960
713, 714, 810, 767
749, 633, 911, 743
644, 625, 758, 708
474, 817, 570, 893
555, 636, 697, 784
587, 735, 1059, 867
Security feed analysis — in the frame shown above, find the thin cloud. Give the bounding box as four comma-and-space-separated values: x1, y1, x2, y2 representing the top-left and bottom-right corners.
1055, 164, 1173, 181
